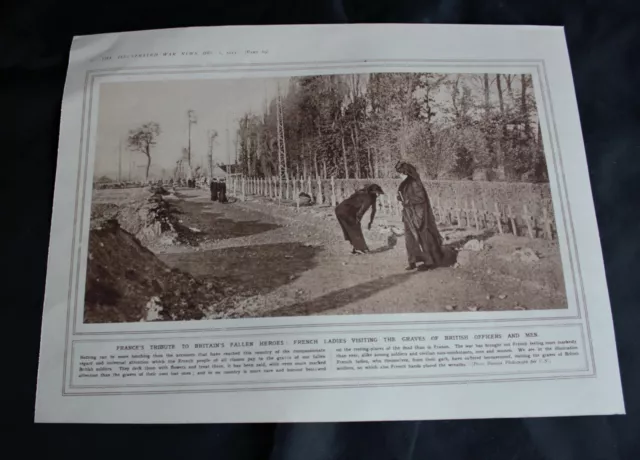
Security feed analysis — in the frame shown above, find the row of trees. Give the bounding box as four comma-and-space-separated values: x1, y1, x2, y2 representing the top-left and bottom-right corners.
235, 72, 548, 182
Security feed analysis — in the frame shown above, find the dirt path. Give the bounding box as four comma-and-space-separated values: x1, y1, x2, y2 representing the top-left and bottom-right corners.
155, 189, 567, 318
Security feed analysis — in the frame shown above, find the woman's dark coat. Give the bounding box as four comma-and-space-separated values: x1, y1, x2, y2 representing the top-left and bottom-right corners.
334, 185, 382, 252
217, 180, 228, 203
210, 180, 218, 201
396, 163, 444, 266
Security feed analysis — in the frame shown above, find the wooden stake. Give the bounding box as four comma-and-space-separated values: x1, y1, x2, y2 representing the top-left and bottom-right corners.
508, 205, 517, 236
523, 205, 534, 238
493, 202, 503, 234
463, 199, 470, 227
472, 199, 479, 231
331, 177, 336, 207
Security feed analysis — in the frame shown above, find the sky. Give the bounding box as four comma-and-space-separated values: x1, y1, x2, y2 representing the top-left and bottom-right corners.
94, 77, 285, 180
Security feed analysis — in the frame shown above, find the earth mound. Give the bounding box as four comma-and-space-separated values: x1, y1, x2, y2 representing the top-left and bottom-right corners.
84, 219, 226, 323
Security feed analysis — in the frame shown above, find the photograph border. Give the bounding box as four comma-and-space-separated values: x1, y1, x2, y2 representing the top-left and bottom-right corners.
61, 59, 595, 396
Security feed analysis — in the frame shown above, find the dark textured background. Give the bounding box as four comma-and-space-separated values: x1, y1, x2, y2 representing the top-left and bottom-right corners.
2, 1, 639, 458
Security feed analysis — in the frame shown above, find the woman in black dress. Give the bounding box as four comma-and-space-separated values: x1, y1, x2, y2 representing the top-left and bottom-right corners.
396, 161, 444, 270
210, 178, 218, 201
335, 184, 384, 254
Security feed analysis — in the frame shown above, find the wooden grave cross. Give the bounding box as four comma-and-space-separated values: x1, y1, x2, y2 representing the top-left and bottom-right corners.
522, 205, 534, 238
507, 205, 517, 236
493, 202, 503, 234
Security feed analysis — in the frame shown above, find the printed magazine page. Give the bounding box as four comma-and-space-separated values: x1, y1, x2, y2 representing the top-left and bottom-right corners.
35, 24, 624, 423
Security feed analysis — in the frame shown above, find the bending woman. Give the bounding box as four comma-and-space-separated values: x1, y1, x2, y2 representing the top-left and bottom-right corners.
396, 162, 444, 270
335, 184, 384, 254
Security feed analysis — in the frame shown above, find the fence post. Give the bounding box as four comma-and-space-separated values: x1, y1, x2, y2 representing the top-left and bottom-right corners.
307, 176, 312, 199
493, 203, 503, 234
462, 199, 469, 227
331, 177, 336, 207
241, 177, 246, 201
523, 205, 534, 238
508, 205, 517, 236
293, 179, 298, 208
455, 198, 462, 228
317, 178, 323, 205
472, 200, 479, 231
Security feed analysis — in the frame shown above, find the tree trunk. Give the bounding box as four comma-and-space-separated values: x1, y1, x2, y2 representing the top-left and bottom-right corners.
506, 75, 515, 103
350, 127, 360, 179
314, 148, 319, 179
496, 75, 504, 113
367, 147, 374, 178
483, 73, 493, 170
144, 150, 151, 180
302, 145, 308, 180
484, 74, 490, 112
341, 134, 348, 178
254, 132, 260, 177
496, 74, 506, 175
521, 74, 532, 139
520, 74, 527, 112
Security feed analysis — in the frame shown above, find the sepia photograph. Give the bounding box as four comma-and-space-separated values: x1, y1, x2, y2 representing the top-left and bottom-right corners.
87, 72, 567, 323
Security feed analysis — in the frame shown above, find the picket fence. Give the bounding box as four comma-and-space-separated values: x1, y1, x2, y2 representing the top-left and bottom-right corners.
227, 176, 556, 240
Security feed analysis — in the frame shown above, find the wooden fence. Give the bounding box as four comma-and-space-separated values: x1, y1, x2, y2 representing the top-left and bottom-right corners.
227, 176, 556, 240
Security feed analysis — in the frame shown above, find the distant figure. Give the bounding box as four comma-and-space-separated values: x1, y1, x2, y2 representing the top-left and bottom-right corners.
335, 184, 384, 254
218, 178, 228, 203
210, 179, 218, 201
395, 161, 444, 271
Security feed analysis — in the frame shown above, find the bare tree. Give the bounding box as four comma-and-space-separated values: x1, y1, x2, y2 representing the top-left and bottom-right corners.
127, 122, 160, 180
187, 110, 197, 166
